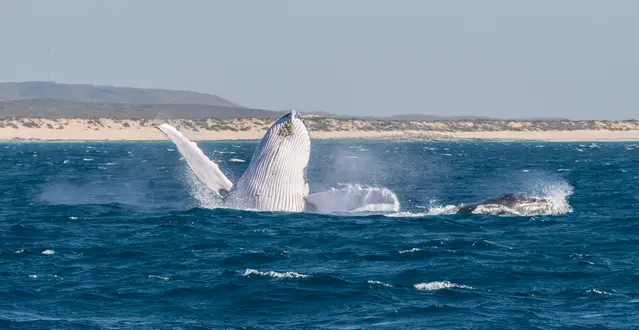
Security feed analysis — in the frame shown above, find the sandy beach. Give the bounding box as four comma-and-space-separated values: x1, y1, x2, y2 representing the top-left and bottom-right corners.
1, 118, 638, 142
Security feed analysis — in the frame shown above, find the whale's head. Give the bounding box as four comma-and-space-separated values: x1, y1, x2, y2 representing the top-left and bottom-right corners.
250, 109, 311, 180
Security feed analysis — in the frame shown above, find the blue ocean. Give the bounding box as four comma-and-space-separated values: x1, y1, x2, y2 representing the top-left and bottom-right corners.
1, 141, 638, 329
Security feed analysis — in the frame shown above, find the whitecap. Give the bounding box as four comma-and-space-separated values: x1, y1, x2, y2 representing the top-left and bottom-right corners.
15, 249, 24, 254
83, 158, 93, 161
29, 274, 38, 279
414, 281, 473, 291
167, 148, 175, 151
586, 289, 610, 295
368, 280, 393, 287
229, 158, 246, 163
243, 268, 310, 279
399, 248, 422, 254
148, 275, 170, 281
41, 249, 55, 255
62, 160, 70, 164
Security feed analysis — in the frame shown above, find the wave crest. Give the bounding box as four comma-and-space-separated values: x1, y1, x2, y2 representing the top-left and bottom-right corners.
414, 281, 474, 291
243, 268, 310, 279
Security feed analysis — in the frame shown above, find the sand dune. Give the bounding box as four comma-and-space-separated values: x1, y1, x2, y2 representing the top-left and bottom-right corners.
0, 117, 638, 142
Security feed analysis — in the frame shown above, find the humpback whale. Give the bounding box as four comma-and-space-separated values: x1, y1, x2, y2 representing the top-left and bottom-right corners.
456, 193, 545, 214
159, 110, 400, 213
159, 110, 314, 212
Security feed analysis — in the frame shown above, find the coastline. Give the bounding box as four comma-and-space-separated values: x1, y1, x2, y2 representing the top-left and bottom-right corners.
1, 118, 639, 142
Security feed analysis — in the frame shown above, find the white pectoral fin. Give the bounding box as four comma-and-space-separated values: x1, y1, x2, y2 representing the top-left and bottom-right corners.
158, 124, 233, 197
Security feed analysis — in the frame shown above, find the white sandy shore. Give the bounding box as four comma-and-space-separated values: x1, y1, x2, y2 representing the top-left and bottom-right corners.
0, 118, 638, 142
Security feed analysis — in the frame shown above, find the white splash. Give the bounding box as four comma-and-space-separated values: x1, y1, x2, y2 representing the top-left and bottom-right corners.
385, 211, 429, 218
414, 281, 473, 291
306, 184, 400, 214
183, 169, 223, 209
243, 268, 310, 279
423, 179, 574, 216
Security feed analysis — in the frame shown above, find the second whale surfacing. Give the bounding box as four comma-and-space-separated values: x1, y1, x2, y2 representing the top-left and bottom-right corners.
158, 110, 400, 213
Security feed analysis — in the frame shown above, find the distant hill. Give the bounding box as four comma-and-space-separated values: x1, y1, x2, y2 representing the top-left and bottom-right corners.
0, 81, 572, 121
0, 99, 286, 120
0, 81, 238, 107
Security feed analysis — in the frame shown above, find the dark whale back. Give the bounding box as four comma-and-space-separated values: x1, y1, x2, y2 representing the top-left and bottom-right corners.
457, 193, 540, 214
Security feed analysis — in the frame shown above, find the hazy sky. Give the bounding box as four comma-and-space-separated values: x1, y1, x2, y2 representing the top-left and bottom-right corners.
1, 0, 638, 119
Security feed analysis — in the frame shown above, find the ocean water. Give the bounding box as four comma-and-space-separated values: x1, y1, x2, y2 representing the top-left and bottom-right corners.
0, 141, 638, 329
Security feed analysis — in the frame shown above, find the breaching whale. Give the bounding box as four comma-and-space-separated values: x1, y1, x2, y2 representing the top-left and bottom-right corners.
158, 110, 400, 213
159, 110, 312, 212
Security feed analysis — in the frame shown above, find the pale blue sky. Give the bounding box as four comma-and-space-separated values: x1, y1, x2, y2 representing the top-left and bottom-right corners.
1, 0, 638, 119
